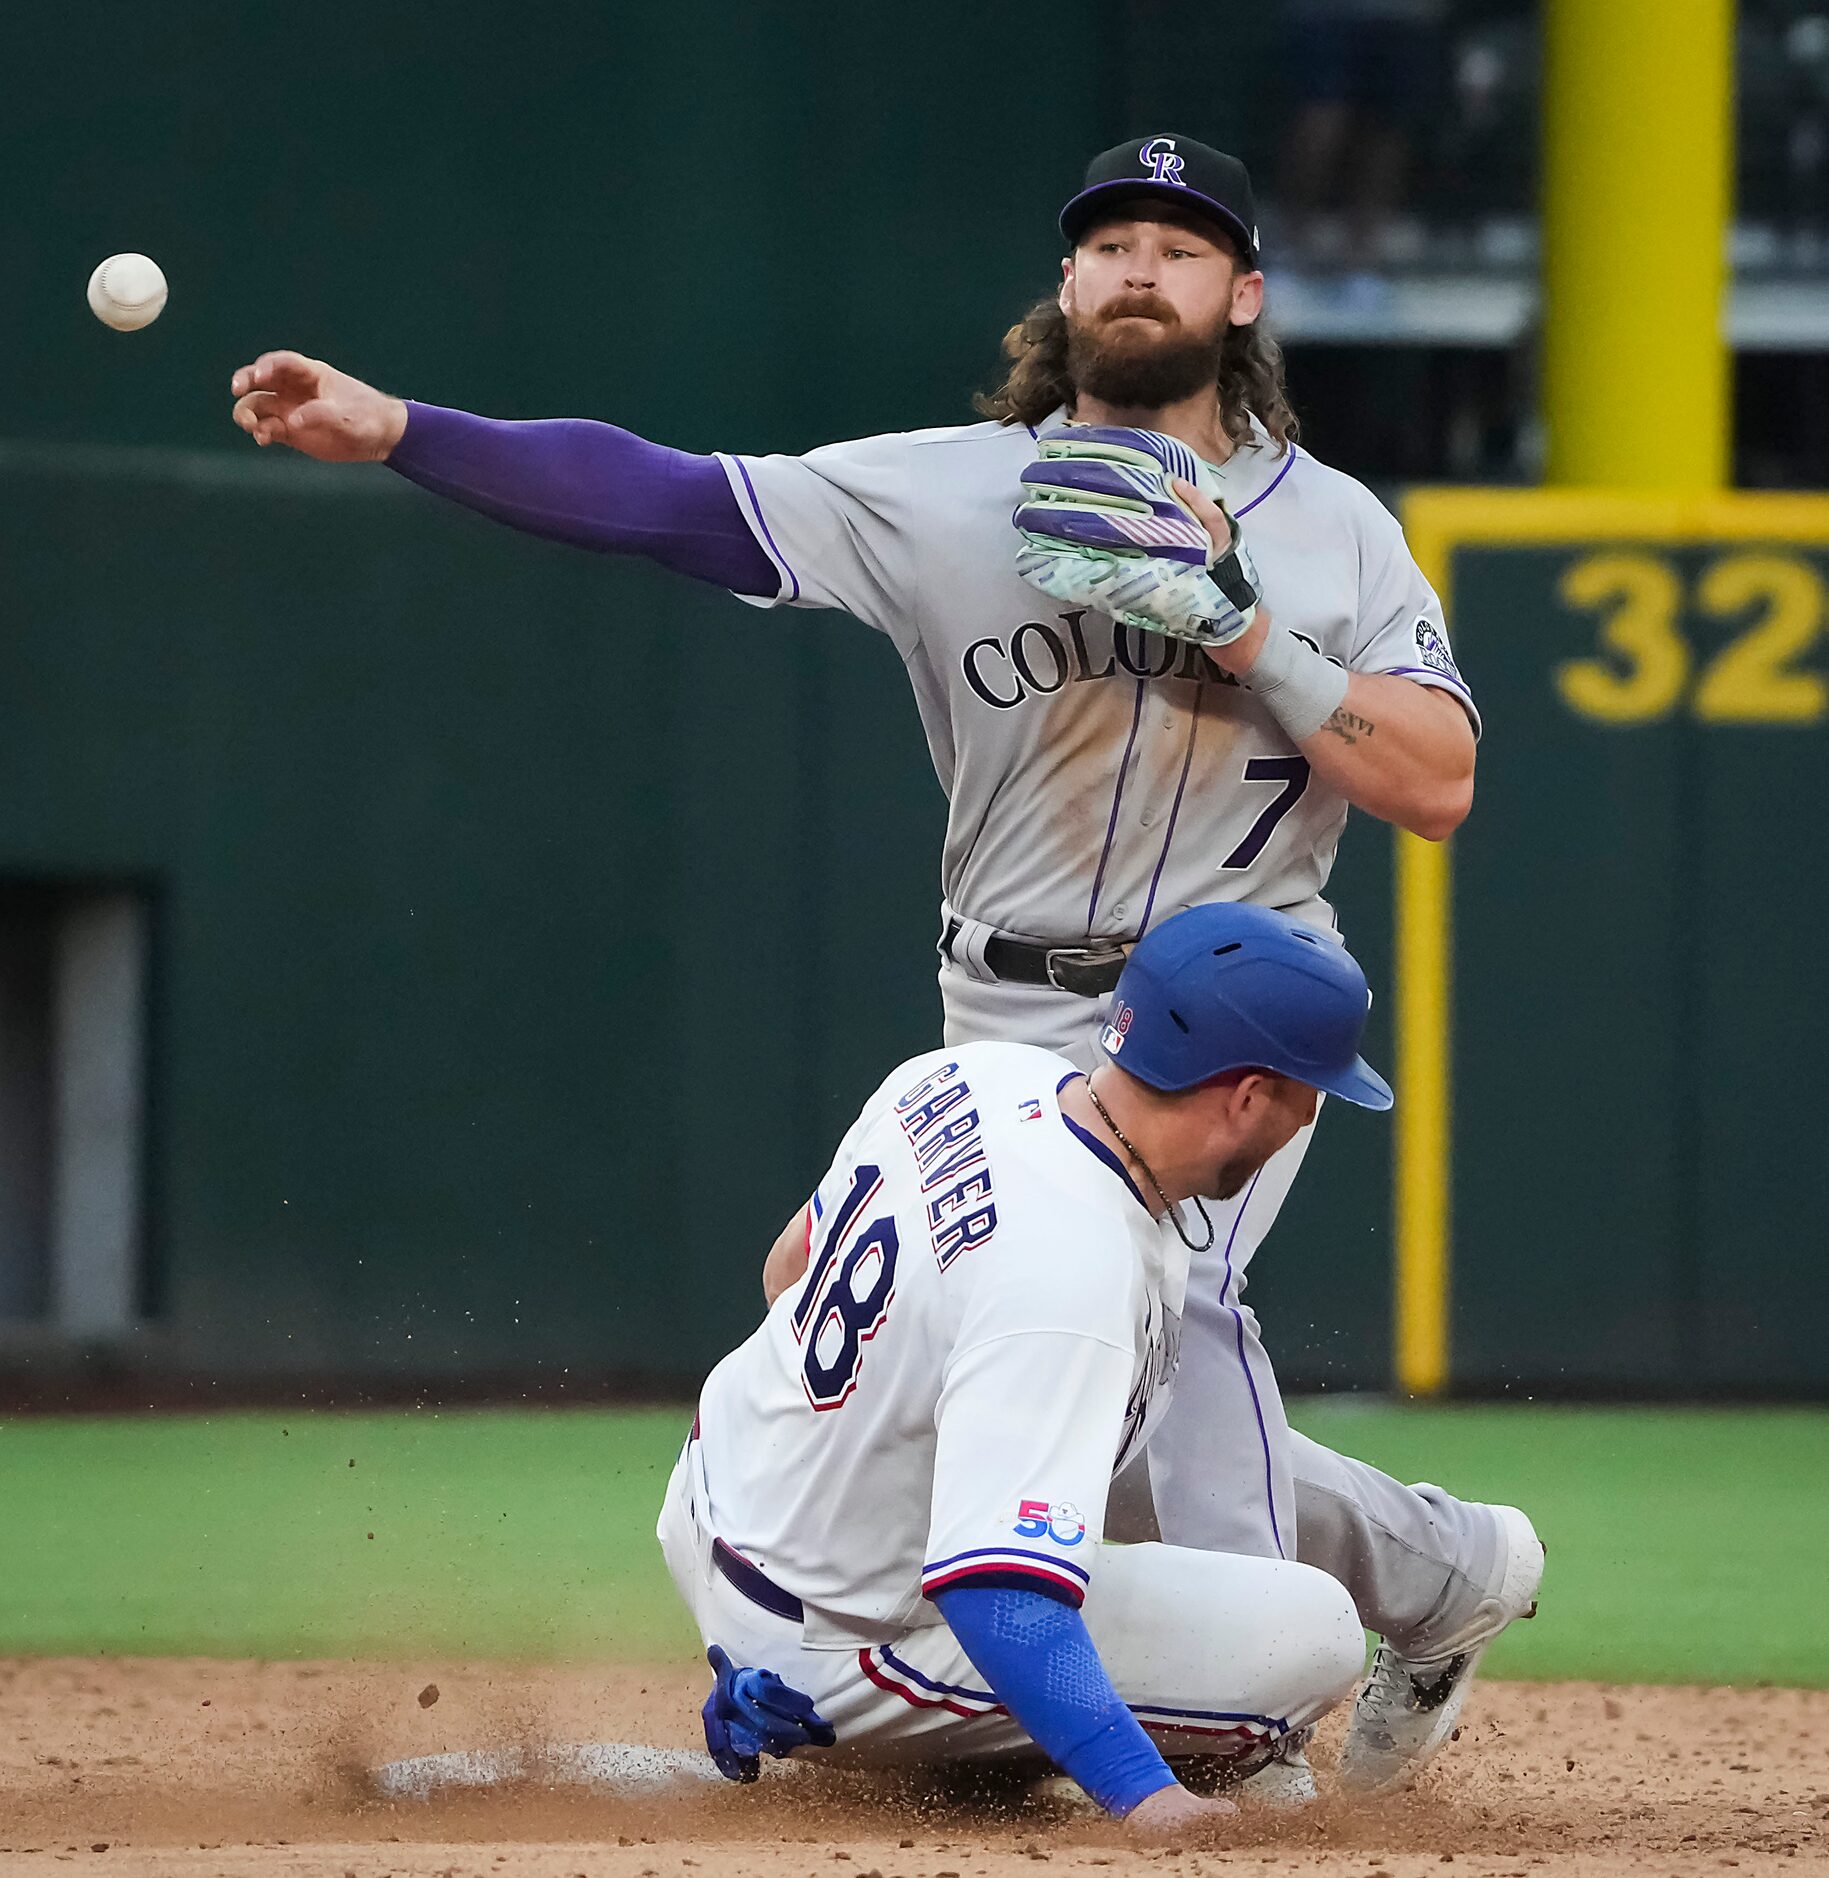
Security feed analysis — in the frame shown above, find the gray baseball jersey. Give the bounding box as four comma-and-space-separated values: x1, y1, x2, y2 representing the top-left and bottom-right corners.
719, 411, 1476, 945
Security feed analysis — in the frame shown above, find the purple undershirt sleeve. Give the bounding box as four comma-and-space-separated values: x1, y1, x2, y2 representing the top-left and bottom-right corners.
384, 401, 778, 597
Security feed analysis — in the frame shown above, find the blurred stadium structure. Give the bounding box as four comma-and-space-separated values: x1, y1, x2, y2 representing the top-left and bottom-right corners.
0, 0, 1823, 1402
1121, 0, 1829, 483
1261, 1, 1829, 300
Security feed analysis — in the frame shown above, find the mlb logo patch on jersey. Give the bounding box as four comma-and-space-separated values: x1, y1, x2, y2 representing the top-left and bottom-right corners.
1414, 617, 1465, 685
1013, 1497, 1087, 1547
1017, 1097, 1042, 1122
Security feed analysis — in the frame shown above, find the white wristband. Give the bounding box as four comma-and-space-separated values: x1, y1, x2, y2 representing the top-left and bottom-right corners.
1244, 624, 1351, 743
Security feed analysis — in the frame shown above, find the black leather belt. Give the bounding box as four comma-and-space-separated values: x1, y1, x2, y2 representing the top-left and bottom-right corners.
943, 918, 1129, 998
712, 1538, 805, 1622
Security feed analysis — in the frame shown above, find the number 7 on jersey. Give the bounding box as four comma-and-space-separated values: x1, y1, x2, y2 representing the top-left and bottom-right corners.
1221, 755, 1311, 870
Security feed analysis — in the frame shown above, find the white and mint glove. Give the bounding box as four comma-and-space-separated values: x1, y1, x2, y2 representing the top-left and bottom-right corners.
1013, 426, 1261, 647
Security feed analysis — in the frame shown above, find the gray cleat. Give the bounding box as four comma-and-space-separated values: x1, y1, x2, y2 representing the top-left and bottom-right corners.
1338, 1503, 1545, 1792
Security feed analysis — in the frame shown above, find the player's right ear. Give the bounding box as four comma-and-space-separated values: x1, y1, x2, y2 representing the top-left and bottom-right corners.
1227, 268, 1265, 329
1224, 1069, 1273, 1123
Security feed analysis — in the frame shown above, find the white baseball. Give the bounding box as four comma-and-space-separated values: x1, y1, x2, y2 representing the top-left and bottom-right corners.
87, 253, 168, 331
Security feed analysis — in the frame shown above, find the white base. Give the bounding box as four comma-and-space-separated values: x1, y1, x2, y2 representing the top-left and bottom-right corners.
371, 1741, 725, 1800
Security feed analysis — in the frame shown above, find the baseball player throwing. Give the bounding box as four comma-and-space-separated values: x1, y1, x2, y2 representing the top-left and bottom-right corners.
231, 131, 1542, 1792
664, 904, 1381, 1835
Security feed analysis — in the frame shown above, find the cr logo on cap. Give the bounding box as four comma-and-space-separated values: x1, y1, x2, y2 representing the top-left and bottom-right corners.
1140, 137, 1186, 186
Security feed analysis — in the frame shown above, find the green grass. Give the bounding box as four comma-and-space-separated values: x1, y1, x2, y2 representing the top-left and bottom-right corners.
0, 1405, 699, 1661
1, 1402, 1823, 1686
1290, 1400, 1829, 1688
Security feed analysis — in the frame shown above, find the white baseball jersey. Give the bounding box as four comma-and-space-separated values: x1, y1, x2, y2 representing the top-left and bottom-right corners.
691, 1040, 1190, 1652
721, 412, 1476, 943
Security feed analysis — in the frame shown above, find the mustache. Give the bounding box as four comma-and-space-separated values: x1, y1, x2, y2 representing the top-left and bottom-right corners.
1098, 293, 1180, 327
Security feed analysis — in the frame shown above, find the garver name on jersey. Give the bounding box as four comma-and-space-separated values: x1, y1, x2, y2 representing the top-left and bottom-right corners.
962, 609, 1342, 711
893, 1061, 1000, 1269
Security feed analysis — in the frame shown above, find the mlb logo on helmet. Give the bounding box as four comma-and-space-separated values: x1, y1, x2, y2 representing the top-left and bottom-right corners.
1099, 1001, 1135, 1056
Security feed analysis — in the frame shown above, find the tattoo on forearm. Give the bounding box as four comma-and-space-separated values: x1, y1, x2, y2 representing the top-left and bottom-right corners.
1321, 708, 1376, 745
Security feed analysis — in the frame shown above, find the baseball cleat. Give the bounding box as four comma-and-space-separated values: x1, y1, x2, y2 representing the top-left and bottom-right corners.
1337, 1503, 1544, 1792
1176, 1724, 1317, 1809
1236, 1728, 1318, 1808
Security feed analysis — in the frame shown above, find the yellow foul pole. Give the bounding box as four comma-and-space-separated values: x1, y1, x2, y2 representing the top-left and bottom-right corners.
1542, 0, 1736, 489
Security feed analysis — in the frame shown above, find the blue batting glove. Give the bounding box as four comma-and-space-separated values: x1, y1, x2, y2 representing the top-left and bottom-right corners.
701, 1644, 837, 1783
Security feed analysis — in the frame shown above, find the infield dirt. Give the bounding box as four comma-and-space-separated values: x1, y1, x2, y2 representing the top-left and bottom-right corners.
0, 1658, 1823, 1877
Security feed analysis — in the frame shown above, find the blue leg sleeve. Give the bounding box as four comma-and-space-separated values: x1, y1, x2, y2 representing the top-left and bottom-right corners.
932, 1584, 1177, 1817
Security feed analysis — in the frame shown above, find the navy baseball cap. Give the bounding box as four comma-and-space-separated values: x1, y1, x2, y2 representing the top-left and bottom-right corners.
1098, 904, 1391, 1109
1061, 134, 1260, 265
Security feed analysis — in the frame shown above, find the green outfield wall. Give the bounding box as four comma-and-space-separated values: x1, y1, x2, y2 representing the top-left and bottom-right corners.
1403, 491, 1829, 1398
0, 453, 940, 1385
10, 465, 1826, 1396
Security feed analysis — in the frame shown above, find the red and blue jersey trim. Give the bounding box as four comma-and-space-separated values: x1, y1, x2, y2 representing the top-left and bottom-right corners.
857, 1645, 1284, 1744
858, 1644, 1004, 1719
921, 1545, 1092, 1606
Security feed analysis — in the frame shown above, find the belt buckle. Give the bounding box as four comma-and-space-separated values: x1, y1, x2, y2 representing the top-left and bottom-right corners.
1045, 944, 1127, 997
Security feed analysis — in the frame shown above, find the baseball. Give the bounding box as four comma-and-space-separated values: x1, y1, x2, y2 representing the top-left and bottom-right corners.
87, 252, 168, 331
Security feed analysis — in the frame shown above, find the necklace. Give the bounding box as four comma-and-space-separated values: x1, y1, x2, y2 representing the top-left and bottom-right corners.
1084, 1080, 1215, 1254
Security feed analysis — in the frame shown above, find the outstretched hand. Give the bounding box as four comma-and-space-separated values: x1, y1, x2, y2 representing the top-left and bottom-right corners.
1125, 1782, 1239, 1845
229, 351, 409, 462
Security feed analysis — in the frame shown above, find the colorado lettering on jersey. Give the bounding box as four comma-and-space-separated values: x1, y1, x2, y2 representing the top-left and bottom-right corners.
962, 609, 1342, 711
894, 1062, 998, 1269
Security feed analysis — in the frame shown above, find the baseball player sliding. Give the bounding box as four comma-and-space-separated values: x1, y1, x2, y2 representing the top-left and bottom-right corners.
231, 132, 1542, 1795
664, 905, 1383, 1838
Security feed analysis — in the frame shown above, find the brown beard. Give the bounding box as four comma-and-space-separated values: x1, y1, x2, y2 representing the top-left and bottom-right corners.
1065, 292, 1230, 411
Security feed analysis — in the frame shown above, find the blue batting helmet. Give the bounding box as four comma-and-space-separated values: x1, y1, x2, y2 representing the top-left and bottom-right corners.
1099, 904, 1392, 1109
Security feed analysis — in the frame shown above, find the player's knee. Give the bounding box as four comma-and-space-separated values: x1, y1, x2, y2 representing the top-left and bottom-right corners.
1282, 1562, 1367, 1709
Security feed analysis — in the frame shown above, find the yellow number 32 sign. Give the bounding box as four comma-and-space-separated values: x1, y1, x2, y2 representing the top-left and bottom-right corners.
1556, 549, 1826, 726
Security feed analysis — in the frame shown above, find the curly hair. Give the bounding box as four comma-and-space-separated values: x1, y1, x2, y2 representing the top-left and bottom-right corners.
973, 296, 1298, 454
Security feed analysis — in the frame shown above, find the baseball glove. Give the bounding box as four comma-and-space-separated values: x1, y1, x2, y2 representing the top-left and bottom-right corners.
1013, 425, 1261, 647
